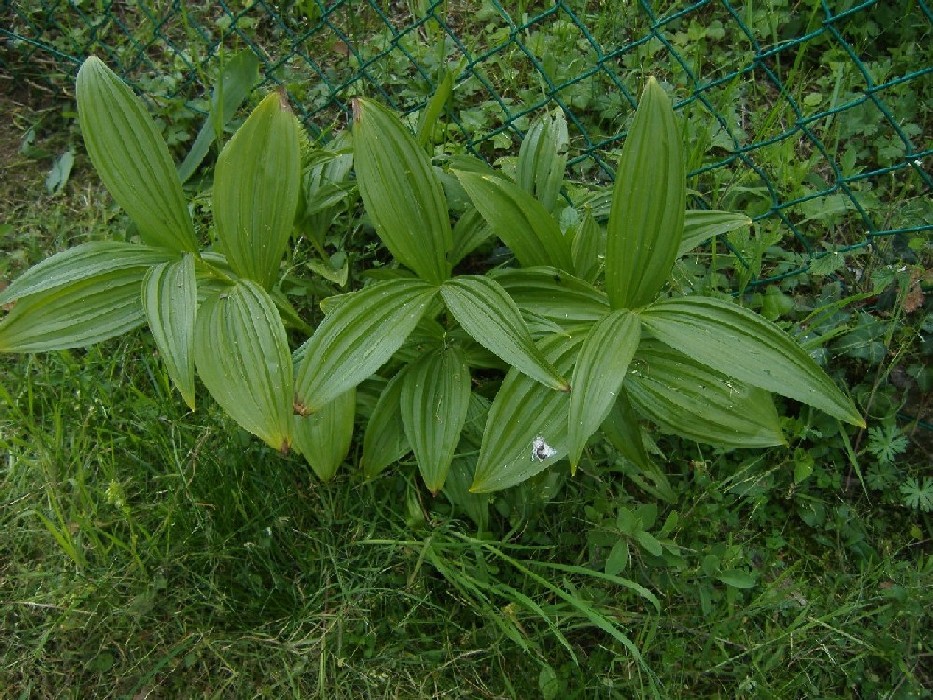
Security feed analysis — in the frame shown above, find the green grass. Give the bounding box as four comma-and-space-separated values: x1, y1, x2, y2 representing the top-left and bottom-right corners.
1, 317, 929, 696
2, 5, 932, 697
0, 345, 529, 697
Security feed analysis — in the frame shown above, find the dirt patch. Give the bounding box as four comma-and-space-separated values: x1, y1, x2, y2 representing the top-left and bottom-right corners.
0, 80, 63, 216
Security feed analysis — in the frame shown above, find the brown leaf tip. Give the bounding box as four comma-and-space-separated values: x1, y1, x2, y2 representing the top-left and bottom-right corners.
275, 87, 294, 114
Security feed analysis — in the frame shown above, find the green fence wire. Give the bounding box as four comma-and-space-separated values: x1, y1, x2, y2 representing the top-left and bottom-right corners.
2, 0, 931, 286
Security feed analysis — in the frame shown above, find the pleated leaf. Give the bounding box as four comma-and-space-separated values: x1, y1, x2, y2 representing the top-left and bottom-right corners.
76, 56, 197, 251
490, 267, 610, 325
516, 109, 568, 212
177, 49, 261, 184
0, 269, 148, 352
626, 340, 785, 447
449, 207, 494, 267
295, 278, 438, 412
570, 209, 601, 283
641, 296, 864, 426
471, 333, 584, 493
400, 347, 471, 493
416, 68, 453, 150
443, 458, 489, 531
0, 241, 176, 305
440, 275, 569, 391
213, 90, 301, 289
605, 77, 685, 308
362, 369, 411, 479
292, 388, 356, 482
601, 394, 654, 473
193, 281, 293, 452
352, 98, 452, 284
602, 394, 676, 504
142, 255, 197, 410
568, 310, 640, 470
679, 210, 753, 257
455, 170, 574, 271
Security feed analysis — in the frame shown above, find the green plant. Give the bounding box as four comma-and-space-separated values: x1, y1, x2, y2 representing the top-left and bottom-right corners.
3, 9, 930, 696
1, 60, 866, 504
454, 80, 866, 487
900, 476, 933, 512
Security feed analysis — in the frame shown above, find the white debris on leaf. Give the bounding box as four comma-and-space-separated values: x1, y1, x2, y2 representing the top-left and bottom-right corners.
531, 435, 557, 462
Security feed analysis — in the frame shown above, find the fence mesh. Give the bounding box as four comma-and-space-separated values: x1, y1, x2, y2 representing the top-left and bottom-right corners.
2, 0, 931, 285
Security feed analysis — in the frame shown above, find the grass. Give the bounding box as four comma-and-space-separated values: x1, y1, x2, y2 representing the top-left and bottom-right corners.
2, 4, 932, 698
0, 345, 523, 697
2, 319, 929, 695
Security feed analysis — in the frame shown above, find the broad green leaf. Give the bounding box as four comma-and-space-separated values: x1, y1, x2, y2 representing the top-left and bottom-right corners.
193, 281, 293, 452
178, 49, 261, 184
417, 68, 453, 150
449, 207, 494, 267
516, 109, 568, 212
601, 393, 654, 473
634, 530, 663, 557
490, 267, 610, 325
679, 210, 753, 257
794, 452, 814, 484
297, 131, 355, 250
355, 374, 387, 420
460, 391, 493, 447
440, 275, 568, 391
292, 388, 356, 481
568, 310, 640, 470
295, 278, 437, 412
213, 90, 301, 289
45, 149, 74, 194
401, 347, 471, 493
718, 570, 757, 589
626, 339, 785, 448
142, 255, 198, 410
393, 316, 448, 366
471, 333, 584, 493
76, 56, 197, 251
570, 209, 601, 283
307, 255, 349, 290
454, 170, 573, 272
641, 296, 864, 426
270, 287, 314, 335
0, 269, 147, 352
521, 309, 571, 338
362, 369, 411, 479
605, 77, 684, 308
601, 394, 676, 504
0, 241, 175, 304
605, 539, 631, 576
443, 458, 490, 533
352, 98, 452, 284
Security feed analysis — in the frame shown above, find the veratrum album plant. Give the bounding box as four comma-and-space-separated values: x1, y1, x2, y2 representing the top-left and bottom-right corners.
0, 58, 865, 500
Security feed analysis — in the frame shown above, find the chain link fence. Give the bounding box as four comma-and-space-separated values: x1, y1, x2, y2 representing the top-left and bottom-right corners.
2, 0, 931, 285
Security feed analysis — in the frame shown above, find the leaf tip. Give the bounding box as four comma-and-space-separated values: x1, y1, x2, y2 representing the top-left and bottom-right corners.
274, 87, 294, 114
79, 54, 105, 74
